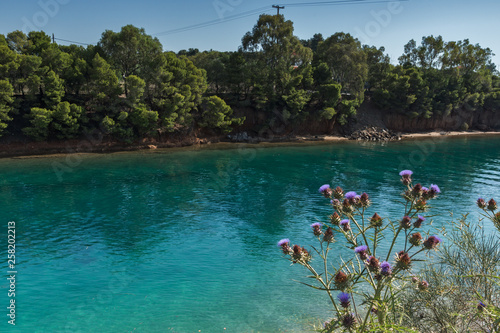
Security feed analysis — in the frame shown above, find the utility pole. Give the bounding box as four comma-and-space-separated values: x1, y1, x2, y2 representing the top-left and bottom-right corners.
52, 33, 55, 43
272, 5, 284, 15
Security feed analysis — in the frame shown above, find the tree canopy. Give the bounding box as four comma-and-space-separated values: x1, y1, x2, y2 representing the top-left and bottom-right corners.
0, 20, 498, 143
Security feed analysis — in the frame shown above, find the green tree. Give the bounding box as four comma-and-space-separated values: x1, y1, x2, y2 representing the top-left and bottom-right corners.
129, 105, 159, 137
190, 51, 227, 95
23, 107, 53, 141
42, 70, 65, 108
88, 53, 122, 107
241, 14, 313, 105
98, 25, 163, 97
373, 65, 431, 118
399, 35, 444, 69
14, 54, 42, 96
6, 30, 28, 54
0, 42, 19, 85
150, 52, 207, 132
198, 95, 244, 133
363, 45, 390, 92
51, 101, 83, 139
0, 79, 14, 135
41, 44, 72, 77
301, 33, 324, 53
26, 31, 51, 57
126, 75, 145, 105
314, 32, 368, 100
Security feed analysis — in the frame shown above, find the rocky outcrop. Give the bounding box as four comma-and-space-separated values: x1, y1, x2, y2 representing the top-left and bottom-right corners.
349, 127, 401, 141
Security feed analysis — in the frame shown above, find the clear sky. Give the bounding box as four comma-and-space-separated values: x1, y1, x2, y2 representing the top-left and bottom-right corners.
1, 0, 499, 67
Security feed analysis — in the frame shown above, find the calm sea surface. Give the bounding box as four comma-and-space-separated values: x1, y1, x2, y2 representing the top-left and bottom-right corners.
1, 136, 499, 332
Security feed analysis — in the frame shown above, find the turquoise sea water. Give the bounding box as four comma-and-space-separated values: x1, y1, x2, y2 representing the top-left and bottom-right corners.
1, 136, 500, 332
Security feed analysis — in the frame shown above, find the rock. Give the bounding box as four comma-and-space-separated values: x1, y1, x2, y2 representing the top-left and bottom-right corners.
227, 132, 251, 142
348, 126, 400, 142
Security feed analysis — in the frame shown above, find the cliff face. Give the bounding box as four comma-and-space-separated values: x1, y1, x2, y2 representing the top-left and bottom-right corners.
233, 101, 500, 137
384, 109, 500, 132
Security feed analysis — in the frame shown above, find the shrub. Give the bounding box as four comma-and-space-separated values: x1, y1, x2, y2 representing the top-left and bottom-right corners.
401, 197, 500, 332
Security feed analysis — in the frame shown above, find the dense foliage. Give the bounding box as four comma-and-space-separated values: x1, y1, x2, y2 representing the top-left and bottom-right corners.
0, 17, 499, 143
0, 27, 243, 142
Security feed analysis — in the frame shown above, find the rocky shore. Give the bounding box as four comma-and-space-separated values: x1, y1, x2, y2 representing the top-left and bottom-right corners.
348, 127, 402, 141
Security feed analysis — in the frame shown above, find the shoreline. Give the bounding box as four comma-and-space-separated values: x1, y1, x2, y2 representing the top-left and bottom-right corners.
1, 130, 499, 160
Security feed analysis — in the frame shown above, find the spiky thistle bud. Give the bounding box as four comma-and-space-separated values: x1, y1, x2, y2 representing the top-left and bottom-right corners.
366, 256, 381, 273
370, 213, 383, 228
477, 197, 487, 209
330, 212, 341, 226
409, 232, 423, 246
400, 216, 412, 229
333, 186, 344, 200
323, 227, 334, 243
395, 251, 412, 270
488, 198, 497, 211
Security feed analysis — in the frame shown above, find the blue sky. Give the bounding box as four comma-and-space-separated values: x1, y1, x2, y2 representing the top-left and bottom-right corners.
1, 0, 499, 66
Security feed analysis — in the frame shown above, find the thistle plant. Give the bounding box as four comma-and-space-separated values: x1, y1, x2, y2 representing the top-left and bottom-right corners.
278, 171, 442, 332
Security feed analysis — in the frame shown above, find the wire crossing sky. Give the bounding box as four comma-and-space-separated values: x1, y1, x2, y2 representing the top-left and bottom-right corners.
1, 0, 499, 66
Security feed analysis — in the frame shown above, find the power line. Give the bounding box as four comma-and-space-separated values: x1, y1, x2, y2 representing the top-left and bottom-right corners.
152, 6, 272, 36
51, 0, 409, 45
152, 0, 408, 36
53, 37, 91, 46
279, 0, 409, 6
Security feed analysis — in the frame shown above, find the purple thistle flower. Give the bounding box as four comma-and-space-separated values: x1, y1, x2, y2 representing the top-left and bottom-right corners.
345, 191, 357, 200
337, 292, 350, 308
430, 184, 441, 193
478, 302, 486, 311
421, 186, 429, 191
423, 235, 442, 249
355, 245, 369, 260
399, 170, 413, 185
355, 245, 368, 253
399, 170, 413, 177
414, 215, 425, 228
311, 223, 322, 236
277, 238, 292, 255
380, 261, 392, 276
340, 219, 351, 231
310, 222, 322, 229
319, 184, 333, 198
277, 238, 290, 247
319, 184, 330, 193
